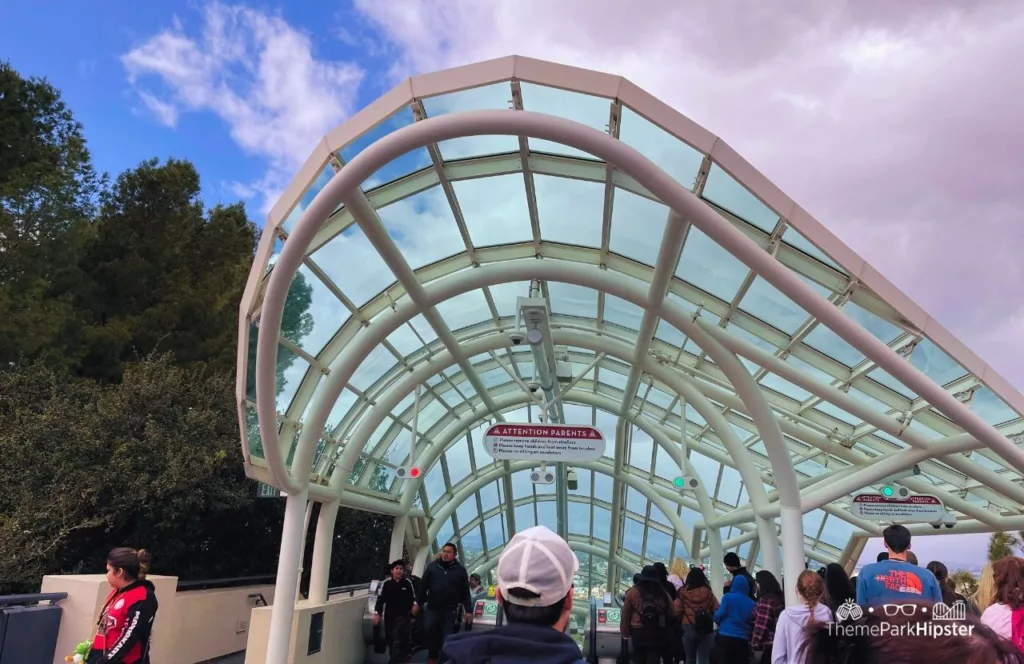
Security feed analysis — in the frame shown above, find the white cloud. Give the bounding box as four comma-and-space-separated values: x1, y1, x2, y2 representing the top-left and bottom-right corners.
137, 91, 178, 128
121, 2, 366, 214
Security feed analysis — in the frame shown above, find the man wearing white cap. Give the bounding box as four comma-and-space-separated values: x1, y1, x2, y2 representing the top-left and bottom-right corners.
441, 526, 587, 664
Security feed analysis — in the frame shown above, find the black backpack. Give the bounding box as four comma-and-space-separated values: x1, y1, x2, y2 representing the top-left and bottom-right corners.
640, 598, 666, 628
692, 607, 714, 634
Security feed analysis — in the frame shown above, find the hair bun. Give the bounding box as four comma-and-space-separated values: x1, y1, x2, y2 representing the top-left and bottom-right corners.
135, 549, 151, 575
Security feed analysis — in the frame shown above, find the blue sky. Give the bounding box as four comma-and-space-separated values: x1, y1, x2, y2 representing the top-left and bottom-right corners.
0, 1, 393, 221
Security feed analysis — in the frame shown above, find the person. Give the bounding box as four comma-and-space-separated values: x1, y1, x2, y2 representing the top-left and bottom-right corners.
980, 556, 1024, 644
675, 567, 718, 664
750, 571, 784, 664
848, 575, 857, 602
770, 570, 830, 664
415, 542, 473, 664
801, 599, 1024, 664
652, 562, 678, 603
667, 559, 688, 593
855, 524, 942, 607
926, 560, 978, 615
469, 573, 487, 599
712, 574, 754, 663
622, 565, 678, 664
442, 526, 586, 664
876, 552, 888, 562
723, 552, 756, 601
905, 551, 919, 566
88, 548, 158, 664
374, 560, 417, 663
822, 563, 854, 617
975, 562, 996, 614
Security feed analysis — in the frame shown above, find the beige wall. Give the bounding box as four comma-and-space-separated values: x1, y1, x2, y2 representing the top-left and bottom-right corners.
245, 593, 368, 664
41, 574, 277, 664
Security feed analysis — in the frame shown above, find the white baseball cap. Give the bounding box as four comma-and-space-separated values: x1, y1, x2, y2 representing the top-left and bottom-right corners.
497, 526, 579, 607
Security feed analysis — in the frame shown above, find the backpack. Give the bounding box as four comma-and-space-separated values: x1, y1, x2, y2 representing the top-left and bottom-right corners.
640, 598, 666, 628
1011, 606, 1024, 651
692, 607, 714, 634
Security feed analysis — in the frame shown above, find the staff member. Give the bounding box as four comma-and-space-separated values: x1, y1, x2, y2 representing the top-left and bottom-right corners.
374, 560, 416, 663
89, 547, 158, 664
414, 542, 473, 664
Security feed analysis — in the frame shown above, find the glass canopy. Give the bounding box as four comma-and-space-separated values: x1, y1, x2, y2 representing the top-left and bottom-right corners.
239, 56, 1024, 597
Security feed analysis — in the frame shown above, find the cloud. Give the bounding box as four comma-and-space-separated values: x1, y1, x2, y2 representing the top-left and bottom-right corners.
137, 91, 178, 128
120, 3, 366, 214
351, 0, 1024, 391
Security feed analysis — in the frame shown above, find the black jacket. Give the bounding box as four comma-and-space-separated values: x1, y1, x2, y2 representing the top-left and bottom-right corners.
417, 559, 473, 613
444, 623, 586, 664
374, 576, 416, 622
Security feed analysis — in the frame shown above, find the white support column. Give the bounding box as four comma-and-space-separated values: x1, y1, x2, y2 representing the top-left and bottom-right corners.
308, 500, 339, 604
390, 514, 409, 564
267, 489, 309, 663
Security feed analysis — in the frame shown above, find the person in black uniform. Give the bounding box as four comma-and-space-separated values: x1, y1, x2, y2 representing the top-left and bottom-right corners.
373, 560, 417, 663
413, 543, 473, 664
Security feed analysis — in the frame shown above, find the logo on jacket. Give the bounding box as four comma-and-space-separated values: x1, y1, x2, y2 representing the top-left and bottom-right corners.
114, 598, 125, 610
835, 600, 863, 622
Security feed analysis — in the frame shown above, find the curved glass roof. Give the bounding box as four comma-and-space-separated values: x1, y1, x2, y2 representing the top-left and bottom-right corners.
239, 55, 1024, 596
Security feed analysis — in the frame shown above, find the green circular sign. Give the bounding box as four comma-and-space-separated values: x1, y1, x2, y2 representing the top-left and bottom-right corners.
607, 610, 621, 622
881, 486, 894, 497
484, 602, 497, 615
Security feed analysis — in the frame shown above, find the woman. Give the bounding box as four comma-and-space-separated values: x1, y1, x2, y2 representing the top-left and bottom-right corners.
980, 556, 1024, 644
750, 571, 784, 664
712, 574, 755, 664
771, 570, 830, 664
926, 560, 979, 615
89, 548, 158, 664
622, 565, 678, 664
822, 563, 854, 617
668, 559, 688, 593
801, 600, 1024, 664
975, 562, 996, 614
675, 567, 718, 664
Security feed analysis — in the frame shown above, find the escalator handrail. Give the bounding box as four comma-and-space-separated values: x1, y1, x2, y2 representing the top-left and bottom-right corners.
588, 596, 598, 664
327, 582, 372, 598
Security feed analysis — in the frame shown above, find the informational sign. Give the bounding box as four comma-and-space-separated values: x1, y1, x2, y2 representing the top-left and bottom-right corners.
483, 423, 605, 462
256, 482, 282, 498
851, 493, 945, 521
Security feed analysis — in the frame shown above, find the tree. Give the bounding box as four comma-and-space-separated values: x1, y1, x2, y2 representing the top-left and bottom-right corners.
988, 531, 1019, 562
950, 570, 978, 599
0, 62, 101, 370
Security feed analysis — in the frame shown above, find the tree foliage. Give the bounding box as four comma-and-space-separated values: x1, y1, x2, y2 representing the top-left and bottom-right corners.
949, 569, 979, 599
987, 531, 1019, 562
0, 62, 392, 593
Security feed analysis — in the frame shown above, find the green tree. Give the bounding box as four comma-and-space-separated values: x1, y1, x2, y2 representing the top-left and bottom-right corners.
74, 158, 258, 380
950, 569, 979, 598
988, 531, 1019, 561
0, 62, 101, 370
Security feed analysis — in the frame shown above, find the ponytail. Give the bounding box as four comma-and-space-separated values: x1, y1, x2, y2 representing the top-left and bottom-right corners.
797, 570, 826, 623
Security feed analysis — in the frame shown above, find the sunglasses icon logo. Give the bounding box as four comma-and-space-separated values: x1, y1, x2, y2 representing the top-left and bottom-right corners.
881, 604, 920, 617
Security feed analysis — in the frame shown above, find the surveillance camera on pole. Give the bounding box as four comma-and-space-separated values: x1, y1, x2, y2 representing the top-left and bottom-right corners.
566, 468, 578, 491
880, 464, 921, 484
930, 512, 957, 530
508, 330, 526, 345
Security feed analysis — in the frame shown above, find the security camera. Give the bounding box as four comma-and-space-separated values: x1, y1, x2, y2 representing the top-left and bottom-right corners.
508, 330, 526, 345
530, 468, 555, 484
527, 381, 541, 394
567, 468, 578, 491
930, 512, 957, 530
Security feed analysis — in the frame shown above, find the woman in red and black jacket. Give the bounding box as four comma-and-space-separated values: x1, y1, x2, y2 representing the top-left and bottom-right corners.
88, 547, 159, 663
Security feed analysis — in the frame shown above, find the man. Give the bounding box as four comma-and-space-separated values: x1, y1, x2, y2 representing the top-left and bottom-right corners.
373, 560, 416, 663
469, 573, 486, 600
857, 524, 942, 608
723, 552, 756, 601
442, 526, 586, 664
414, 542, 473, 664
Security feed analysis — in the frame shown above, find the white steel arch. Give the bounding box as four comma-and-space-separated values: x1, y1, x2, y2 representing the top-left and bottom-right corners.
238, 56, 1024, 657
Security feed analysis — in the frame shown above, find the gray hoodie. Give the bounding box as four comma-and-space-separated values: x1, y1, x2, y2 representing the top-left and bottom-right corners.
770, 603, 832, 664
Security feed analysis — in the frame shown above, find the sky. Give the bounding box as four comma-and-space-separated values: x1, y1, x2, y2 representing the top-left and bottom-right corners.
4, 1, 1022, 569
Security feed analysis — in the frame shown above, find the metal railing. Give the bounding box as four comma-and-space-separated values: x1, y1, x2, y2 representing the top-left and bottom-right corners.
587, 597, 598, 664
0, 592, 68, 607
176, 575, 276, 592
327, 582, 371, 598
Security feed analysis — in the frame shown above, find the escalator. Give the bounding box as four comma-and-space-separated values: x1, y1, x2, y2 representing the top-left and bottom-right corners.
581, 597, 626, 664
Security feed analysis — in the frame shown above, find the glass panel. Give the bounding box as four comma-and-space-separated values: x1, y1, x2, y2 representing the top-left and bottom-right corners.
244, 404, 264, 459
803, 324, 865, 367
515, 502, 536, 529
609, 188, 669, 267
456, 174, 534, 247
387, 315, 438, 357
653, 445, 680, 480
646, 528, 673, 562
760, 372, 811, 401
435, 289, 491, 331
425, 466, 447, 507
815, 401, 859, 426
618, 106, 704, 191
436, 518, 455, 549
677, 227, 749, 301
844, 302, 902, 344
484, 515, 506, 550
275, 345, 308, 412
456, 497, 478, 528
739, 277, 810, 335
594, 471, 613, 499
479, 481, 500, 513
536, 175, 604, 247
971, 386, 1020, 426
599, 365, 629, 392
519, 83, 610, 158
782, 226, 844, 271
909, 338, 968, 387
819, 514, 854, 548
312, 225, 396, 307
282, 164, 335, 233
603, 294, 645, 330
649, 503, 671, 528
339, 106, 431, 189
626, 488, 647, 515
717, 466, 743, 506
702, 163, 779, 232
488, 281, 532, 318
688, 452, 720, 490
655, 319, 686, 349
868, 367, 917, 399
536, 500, 557, 532
593, 506, 612, 542
622, 518, 645, 553
569, 502, 591, 536
422, 83, 519, 159
511, 470, 533, 499
459, 526, 483, 560
286, 266, 349, 357
628, 428, 655, 473
378, 187, 465, 270
351, 344, 397, 392
548, 281, 598, 318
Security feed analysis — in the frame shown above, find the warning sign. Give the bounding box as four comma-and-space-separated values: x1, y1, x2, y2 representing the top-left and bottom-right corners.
850, 493, 945, 522
483, 423, 606, 462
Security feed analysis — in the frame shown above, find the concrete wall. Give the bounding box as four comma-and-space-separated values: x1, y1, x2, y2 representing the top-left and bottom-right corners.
245, 593, 368, 664
41, 574, 276, 664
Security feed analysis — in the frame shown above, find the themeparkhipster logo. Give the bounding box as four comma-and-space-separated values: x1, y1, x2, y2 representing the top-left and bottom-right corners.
829, 600, 974, 638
